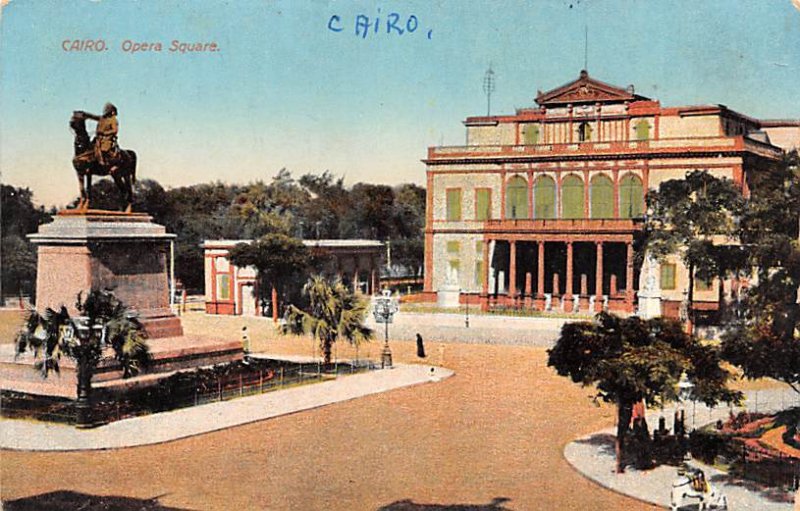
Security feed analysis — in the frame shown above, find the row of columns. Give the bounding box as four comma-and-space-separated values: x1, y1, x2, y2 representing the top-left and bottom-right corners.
481, 239, 635, 312
337, 256, 379, 295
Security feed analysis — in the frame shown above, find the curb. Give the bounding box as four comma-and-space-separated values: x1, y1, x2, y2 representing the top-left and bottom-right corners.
1, 364, 455, 453
561, 431, 668, 510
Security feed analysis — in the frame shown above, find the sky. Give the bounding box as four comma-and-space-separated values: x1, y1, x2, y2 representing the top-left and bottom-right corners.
1, 0, 799, 208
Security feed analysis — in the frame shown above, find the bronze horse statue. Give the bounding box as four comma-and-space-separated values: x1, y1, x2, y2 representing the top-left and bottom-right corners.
70, 111, 137, 212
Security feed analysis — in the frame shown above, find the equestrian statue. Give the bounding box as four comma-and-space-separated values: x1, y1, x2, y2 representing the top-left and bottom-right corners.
70, 102, 137, 212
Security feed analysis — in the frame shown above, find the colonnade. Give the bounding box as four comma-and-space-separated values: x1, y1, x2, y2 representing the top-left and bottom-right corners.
480, 238, 635, 313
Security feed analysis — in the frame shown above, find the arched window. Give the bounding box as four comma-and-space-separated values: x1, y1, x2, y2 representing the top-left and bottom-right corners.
590, 174, 614, 219
619, 174, 644, 218
505, 176, 528, 219
635, 119, 650, 140
534, 175, 556, 219
561, 174, 584, 219
578, 122, 592, 142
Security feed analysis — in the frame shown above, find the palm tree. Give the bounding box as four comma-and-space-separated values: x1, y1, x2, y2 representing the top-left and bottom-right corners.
284, 275, 373, 365
15, 290, 149, 416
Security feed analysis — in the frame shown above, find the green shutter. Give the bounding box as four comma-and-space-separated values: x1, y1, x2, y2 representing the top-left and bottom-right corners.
619, 174, 644, 219
660, 264, 676, 290
534, 176, 556, 219
590, 175, 614, 219
523, 124, 540, 145
446, 189, 462, 221
635, 120, 650, 141
505, 177, 528, 219
217, 274, 231, 300
562, 175, 584, 219
475, 189, 490, 220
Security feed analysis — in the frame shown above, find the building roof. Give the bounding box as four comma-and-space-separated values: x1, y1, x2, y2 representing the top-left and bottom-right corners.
535, 70, 650, 106
202, 239, 384, 249
760, 119, 800, 128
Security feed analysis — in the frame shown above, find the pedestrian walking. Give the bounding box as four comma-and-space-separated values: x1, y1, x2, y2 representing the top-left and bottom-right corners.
416, 333, 426, 358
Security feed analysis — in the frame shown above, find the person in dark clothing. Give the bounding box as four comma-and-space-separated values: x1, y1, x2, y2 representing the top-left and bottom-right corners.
416, 333, 426, 358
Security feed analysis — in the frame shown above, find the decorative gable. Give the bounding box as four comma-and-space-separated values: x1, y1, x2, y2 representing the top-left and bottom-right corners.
535, 70, 648, 106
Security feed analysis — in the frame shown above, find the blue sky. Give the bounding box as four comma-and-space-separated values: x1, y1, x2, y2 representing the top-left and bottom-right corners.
1, 0, 799, 207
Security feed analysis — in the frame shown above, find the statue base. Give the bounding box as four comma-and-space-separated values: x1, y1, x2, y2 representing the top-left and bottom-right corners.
0, 336, 243, 399
3, 210, 244, 400
437, 284, 461, 308
29, 210, 182, 338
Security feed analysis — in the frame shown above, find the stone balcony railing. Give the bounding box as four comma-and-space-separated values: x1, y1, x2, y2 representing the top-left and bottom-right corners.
483, 218, 641, 234
426, 136, 783, 162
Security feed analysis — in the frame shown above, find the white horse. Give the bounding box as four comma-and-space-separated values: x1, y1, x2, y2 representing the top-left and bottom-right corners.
670, 468, 728, 510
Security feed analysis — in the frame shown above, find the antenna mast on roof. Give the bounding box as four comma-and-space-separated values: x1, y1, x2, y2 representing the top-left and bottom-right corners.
483, 64, 495, 116
584, 24, 588, 72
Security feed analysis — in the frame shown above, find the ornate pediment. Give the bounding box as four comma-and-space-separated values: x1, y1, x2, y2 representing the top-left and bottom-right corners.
535, 70, 648, 106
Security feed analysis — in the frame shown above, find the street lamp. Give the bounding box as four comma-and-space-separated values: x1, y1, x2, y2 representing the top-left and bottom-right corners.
678, 373, 696, 431
69, 316, 105, 428
372, 289, 399, 369
463, 288, 470, 328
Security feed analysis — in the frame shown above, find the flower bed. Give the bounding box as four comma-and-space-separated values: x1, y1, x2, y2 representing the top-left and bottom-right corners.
689, 408, 800, 490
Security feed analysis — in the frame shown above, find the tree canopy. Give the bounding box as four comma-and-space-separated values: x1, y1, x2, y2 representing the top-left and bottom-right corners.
645, 170, 747, 329
16, 290, 149, 380
228, 232, 312, 320
548, 312, 740, 472
56, 170, 426, 293
1, 185, 52, 302
721, 151, 800, 393
284, 275, 373, 365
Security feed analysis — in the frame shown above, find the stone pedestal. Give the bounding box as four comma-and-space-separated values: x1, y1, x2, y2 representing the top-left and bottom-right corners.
437, 284, 461, 308
2, 210, 244, 399
29, 210, 182, 338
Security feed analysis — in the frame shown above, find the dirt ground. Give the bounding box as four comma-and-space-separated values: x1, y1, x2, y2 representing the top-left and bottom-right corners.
1, 312, 667, 510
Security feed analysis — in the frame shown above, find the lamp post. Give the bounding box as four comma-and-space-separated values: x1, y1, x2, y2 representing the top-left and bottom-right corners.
678, 373, 696, 431
463, 288, 470, 328
69, 316, 105, 428
373, 289, 398, 368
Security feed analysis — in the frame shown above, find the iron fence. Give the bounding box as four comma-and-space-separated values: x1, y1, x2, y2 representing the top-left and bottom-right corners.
2, 359, 380, 426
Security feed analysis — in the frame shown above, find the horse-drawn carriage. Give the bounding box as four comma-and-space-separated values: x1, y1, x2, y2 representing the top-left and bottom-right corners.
670, 466, 728, 510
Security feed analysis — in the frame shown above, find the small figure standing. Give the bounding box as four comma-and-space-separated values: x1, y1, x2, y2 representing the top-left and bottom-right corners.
416, 333, 426, 358
242, 326, 251, 363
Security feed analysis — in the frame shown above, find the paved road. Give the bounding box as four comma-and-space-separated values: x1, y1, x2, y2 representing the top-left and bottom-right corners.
1, 314, 659, 511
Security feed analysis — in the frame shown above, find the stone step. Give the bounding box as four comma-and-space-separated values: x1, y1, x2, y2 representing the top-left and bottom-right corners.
1, 336, 243, 399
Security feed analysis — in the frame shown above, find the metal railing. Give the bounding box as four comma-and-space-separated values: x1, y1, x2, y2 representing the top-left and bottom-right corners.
1, 360, 380, 426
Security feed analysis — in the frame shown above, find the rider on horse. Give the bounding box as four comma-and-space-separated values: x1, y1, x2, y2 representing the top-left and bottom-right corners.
73, 102, 120, 173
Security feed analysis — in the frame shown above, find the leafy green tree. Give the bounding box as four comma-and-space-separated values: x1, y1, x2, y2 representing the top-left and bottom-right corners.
161, 182, 244, 292
645, 170, 746, 331
298, 171, 351, 239
390, 184, 426, 275
1, 185, 51, 302
1, 185, 51, 236
548, 312, 740, 473
16, 290, 149, 405
722, 151, 800, 394
341, 183, 396, 240
228, 233, 311, 322
284, 275, 373, 364
1, 235, 37, 303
